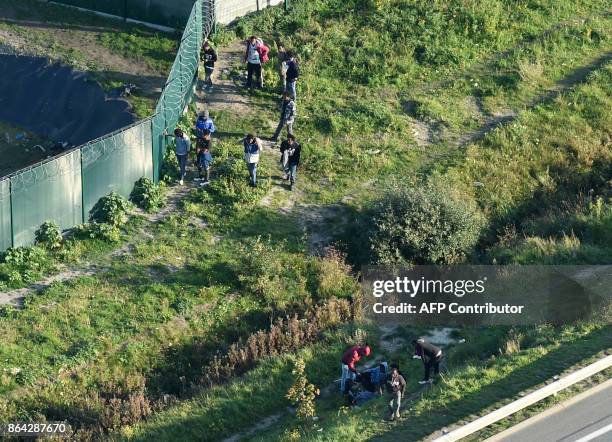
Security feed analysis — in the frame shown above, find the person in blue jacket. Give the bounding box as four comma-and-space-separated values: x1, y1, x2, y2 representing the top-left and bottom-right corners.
195, 112, 215, 139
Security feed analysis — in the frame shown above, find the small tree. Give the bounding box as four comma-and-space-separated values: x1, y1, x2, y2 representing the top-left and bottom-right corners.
368, 181, 485, 264
286, 358, 320, 420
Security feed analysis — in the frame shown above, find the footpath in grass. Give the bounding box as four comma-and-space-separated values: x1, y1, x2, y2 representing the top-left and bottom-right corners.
0, 0, 611, 440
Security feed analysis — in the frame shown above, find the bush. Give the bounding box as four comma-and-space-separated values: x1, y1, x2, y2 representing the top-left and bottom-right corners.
35, 221, 63, 250
367, 182, 485, 264
308, 247, 358, 301
89, 192, 132, 228
2, 246, 46, 266
286, 357, 319, 420
73, 223, 121, 242
130, 177, 166, 212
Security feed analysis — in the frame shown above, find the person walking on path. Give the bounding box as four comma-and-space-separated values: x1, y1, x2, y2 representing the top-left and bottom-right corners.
285, 51, 299, 100
412, 338, 443, 384
200, 41, 218, 90
340, 344, 371, 395
279, 135, 301, 191
272, 92, 296, 142
243, 134, 262, 187
196, 130, 213, 186
164, 128, 191, 185
386, 364, 406, 421
244, 35, 264, 89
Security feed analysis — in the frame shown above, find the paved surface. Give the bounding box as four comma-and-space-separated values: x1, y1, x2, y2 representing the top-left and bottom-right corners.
486, 379, 612, 442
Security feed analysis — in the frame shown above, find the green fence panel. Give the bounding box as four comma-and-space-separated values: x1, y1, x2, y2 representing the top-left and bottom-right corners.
0, 178, 11, 250
10, 151, 83, 247
81, 121, 152, 219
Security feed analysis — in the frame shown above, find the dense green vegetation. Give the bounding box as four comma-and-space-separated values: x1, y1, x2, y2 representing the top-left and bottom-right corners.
0, 0, 610, 440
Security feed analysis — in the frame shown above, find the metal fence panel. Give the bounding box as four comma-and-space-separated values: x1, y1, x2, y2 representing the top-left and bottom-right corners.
0, 178, 11, 250
81, 121, 152, 219
10, 150, 83, 247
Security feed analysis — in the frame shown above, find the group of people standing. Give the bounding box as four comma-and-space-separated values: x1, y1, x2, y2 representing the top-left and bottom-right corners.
340, 338, 444, 421
168, 37, 302, 191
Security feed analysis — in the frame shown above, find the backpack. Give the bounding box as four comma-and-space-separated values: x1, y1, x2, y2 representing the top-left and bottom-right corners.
257, 44, 270, 63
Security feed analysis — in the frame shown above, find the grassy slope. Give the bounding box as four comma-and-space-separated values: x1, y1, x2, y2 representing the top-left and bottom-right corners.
0, 0, 610, 440
127, 1, 611, 440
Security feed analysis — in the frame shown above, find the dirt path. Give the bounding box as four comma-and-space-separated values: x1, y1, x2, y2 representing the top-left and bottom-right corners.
409, 50, 611, 150
196, 40, 252, 117
0, 183, 194, 307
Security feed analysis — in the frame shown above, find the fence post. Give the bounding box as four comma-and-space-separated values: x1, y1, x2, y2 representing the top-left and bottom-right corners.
285, 0, 289, 11
9, 180, 14, 249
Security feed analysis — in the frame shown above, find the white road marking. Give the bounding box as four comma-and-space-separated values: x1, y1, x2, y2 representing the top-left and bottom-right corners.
573, 422, 612, 442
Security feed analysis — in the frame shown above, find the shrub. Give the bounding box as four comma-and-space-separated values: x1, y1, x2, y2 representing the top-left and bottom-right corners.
201, 298, 356, 387
238, 237, 308, 313
2, 246, 46, 266
308, 247, 358, 301
286, 357, 320, 420
73, 223, 121, 242
367, 182, 485, 264
35, 221, 63, 250
130, 177, 166, 212
89, 192, 132, 228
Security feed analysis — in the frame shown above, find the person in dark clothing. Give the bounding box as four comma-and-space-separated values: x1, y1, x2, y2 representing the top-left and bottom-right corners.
196, 130, 213, 185
271, 92, 296, 142
386, 364, 406, 420
279, 135, 301, 190
412, 338, 443, 384
285, 51, 299, 100
340, 344, 371, 395
200, 41, 218, 89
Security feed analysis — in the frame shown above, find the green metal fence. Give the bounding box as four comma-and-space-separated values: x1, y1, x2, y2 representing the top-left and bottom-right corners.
0, 0, 208, 251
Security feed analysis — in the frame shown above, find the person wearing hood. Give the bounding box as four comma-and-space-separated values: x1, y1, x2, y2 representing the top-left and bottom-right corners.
340, 344, 371, 395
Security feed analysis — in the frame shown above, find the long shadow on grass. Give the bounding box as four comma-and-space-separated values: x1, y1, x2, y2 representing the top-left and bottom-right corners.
373, 326, 612, 441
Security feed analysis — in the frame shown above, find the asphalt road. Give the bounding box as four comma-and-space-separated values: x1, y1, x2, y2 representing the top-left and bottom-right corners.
486, 379, 612, 442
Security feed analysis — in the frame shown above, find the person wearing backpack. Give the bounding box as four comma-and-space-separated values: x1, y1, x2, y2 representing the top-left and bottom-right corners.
200, 41, 218, 90
196, 130, 213, 186
243, 133, 262, 187
279, 135, 301, 191
164, 127, 191, 186
271, 92, 296, 142
285, 51, 299, 100
245, 36, 268, 89
195, 112, 216, 140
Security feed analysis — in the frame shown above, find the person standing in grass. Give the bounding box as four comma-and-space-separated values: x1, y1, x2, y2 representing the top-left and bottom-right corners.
200, 41, 218, 90
387, 364, 406, 420
245, 36, 265, 89
196, 130, 213, 186
277, 43, 289, 92
279, 135, 301, 191
164, 128, 191, 186
340, 344, 371, 395
243, 133, 262, 187
412, 338, 443, 384
271, 92, 296, 142
285, 51, 299, 100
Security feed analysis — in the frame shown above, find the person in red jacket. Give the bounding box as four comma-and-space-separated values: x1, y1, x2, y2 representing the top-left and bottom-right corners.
340, 344, 371, 394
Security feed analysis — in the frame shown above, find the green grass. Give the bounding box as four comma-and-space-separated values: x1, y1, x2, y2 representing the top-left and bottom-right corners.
1, 0, 611, 439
